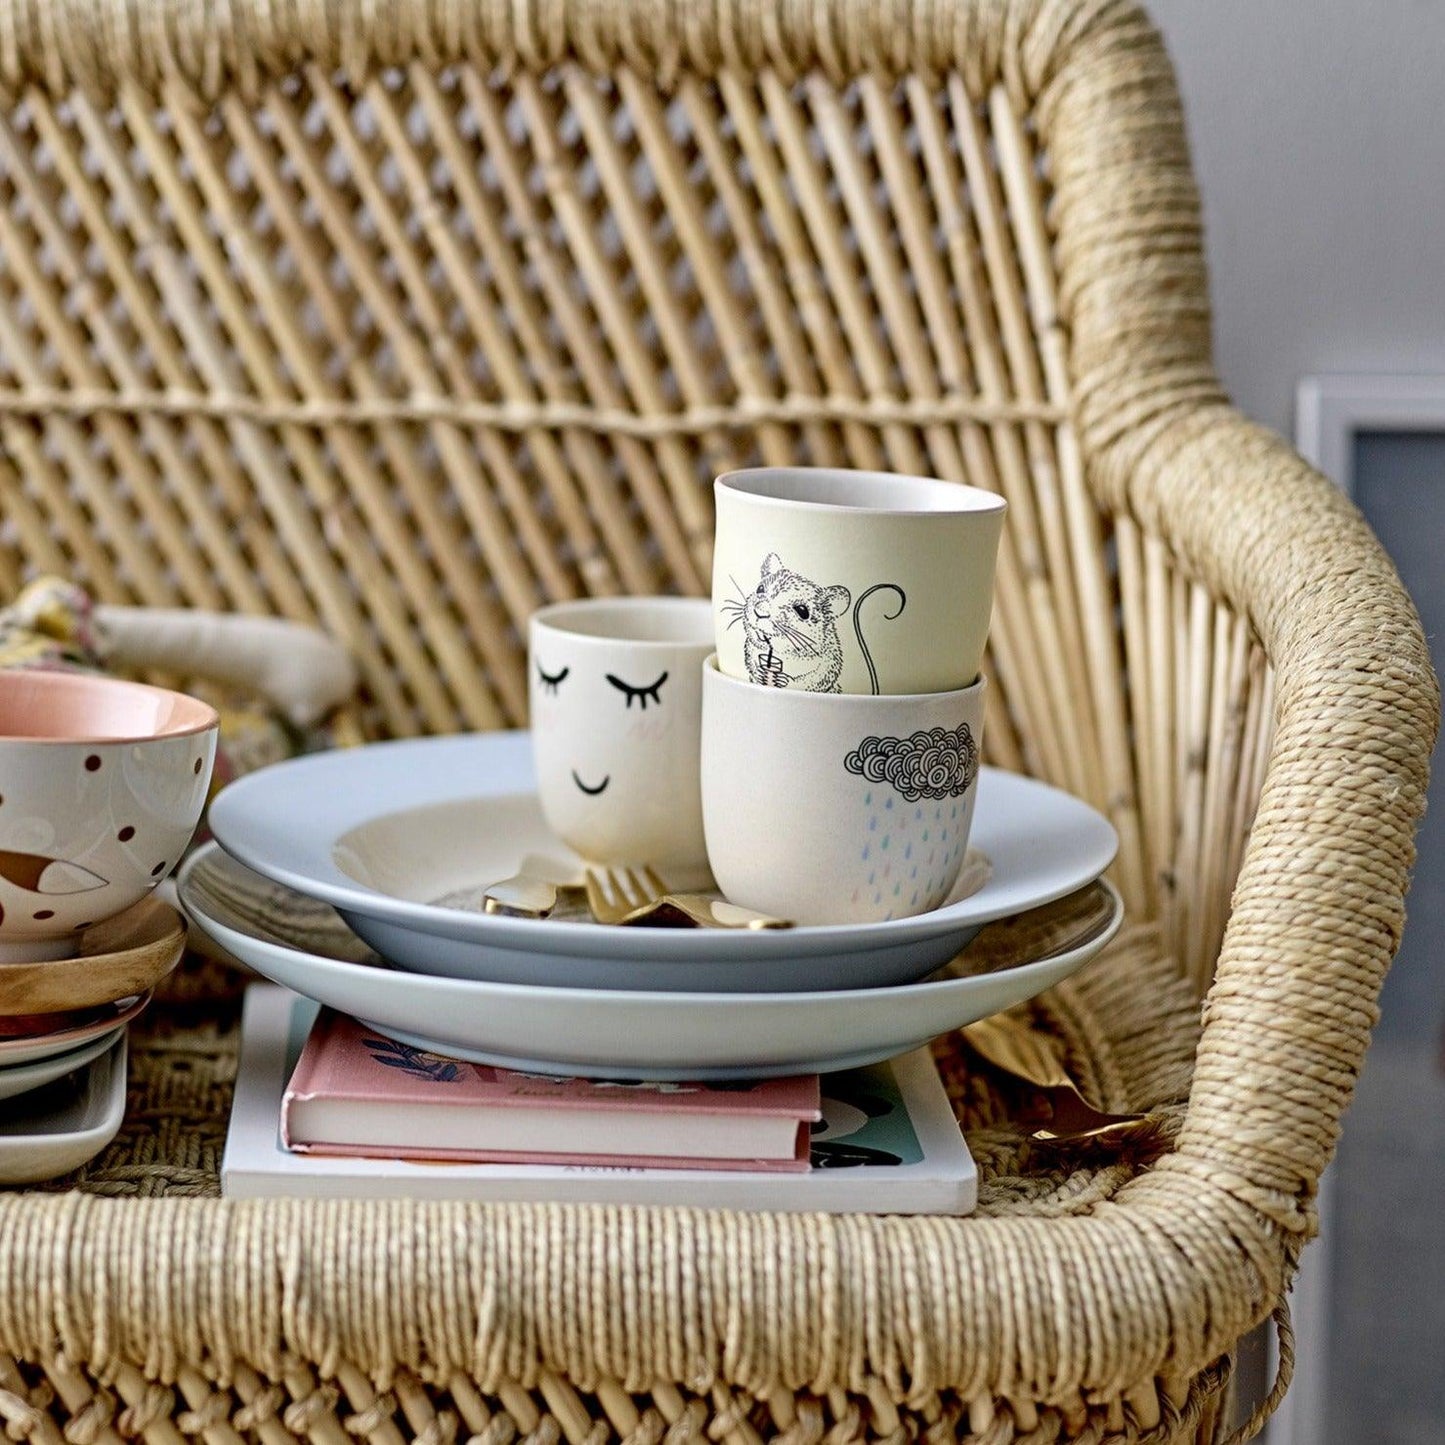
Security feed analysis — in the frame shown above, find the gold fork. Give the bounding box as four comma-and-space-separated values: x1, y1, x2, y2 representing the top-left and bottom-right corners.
583, 865, 668, 925
659, 894, 793, 930
583, 866, 792, 929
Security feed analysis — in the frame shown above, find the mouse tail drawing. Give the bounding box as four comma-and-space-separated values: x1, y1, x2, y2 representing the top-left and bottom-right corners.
852, 584, 906, 695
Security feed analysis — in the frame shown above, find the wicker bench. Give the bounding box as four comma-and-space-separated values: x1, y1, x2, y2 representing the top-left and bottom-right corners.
0, 2, 1435, 1442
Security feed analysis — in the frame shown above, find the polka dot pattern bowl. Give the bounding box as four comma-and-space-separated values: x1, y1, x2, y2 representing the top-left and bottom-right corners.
0, 671, 217, 961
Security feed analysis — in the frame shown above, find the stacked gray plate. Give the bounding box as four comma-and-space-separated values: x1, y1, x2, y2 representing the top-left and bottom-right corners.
180, 731, 1125, 1080
180, 843, 1121, 1081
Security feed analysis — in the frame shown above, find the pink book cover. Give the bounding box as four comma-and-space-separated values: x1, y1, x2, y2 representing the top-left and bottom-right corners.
296, 1141, 812, 1172
281, 1011, 819, 1171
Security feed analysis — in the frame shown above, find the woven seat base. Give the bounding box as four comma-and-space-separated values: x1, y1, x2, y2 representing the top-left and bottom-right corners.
9, 930, 1235, 1443
0, 1351, 1232, 1445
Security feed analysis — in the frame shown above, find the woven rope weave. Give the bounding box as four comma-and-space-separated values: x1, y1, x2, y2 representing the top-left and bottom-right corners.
12, 928, 1216, 1431
0, 0, 1435, 1441
0, 388, 1068, 431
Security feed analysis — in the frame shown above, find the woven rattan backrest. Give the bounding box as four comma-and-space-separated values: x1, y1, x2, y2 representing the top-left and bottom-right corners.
0, 0, 1272, 978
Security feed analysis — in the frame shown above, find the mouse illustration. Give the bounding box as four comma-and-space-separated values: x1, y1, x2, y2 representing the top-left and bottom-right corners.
723, 553, 905, 694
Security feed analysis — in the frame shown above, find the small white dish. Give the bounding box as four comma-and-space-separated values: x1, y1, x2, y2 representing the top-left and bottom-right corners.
0, 993, 148, 1067
179, 843, 1123, 1081
206, 732, 1118, 992
0, 1031, 127, 1184
0, 1026, 122, 1104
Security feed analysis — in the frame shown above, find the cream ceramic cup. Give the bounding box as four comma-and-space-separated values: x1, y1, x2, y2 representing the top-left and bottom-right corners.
0, 670, 218, 962
529, 597, 714, 883
713, 467, 1006, 695
701, 658, 987, 925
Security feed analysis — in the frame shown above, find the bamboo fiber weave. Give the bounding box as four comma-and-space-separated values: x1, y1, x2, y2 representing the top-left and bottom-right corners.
0, 0, 1436, 1442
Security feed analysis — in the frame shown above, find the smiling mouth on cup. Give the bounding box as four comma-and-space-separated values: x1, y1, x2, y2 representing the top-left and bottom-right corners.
571, 770, 610, 796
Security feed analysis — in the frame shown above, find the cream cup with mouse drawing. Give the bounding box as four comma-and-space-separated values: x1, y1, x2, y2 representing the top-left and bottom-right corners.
702, 658, 986, 925
529, 598, 714, 885
0, 669, 217, 962
713, 468, 1006, 696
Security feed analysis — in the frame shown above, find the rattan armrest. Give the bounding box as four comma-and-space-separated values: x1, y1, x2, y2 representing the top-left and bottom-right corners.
1095, 401, 1437, 1237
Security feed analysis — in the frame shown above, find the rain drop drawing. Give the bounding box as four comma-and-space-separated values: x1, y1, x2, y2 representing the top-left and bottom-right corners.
843, 722, 980, 912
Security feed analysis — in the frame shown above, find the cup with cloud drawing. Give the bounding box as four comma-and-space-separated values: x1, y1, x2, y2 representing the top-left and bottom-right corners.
701, 659, 986, 924
529, 598, 715, 885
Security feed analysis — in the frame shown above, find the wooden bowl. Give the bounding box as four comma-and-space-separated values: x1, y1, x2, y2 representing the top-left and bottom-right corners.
0, 897, 186, 1015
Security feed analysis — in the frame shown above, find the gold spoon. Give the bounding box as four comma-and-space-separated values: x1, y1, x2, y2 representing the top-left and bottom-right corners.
483, 854, 588, 919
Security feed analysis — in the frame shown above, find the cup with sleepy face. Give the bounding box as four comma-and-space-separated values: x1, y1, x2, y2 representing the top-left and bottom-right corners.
529, 598, 714, 885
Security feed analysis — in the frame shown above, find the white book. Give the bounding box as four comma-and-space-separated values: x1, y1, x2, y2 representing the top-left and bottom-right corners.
223, 985, 978, 1215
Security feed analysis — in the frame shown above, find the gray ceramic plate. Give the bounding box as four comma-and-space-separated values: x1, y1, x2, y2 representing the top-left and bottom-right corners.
0, 1032, 127, 1184
206, 732, 1118, 993
0, 1027, 124, 1105
179, 843, 1123, 1081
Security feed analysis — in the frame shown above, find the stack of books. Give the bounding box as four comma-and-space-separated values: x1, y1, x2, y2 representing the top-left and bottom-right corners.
223, 986, 977, 1213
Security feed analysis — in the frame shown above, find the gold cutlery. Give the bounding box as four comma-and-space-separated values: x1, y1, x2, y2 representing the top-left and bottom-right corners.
483, 854, 587, 919
583, 865, 792, 930
582, 864, 668, 925
645, 893, 793, 930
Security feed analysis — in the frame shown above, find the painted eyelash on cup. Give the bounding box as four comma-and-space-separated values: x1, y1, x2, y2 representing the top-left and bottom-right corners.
606, 671, 668, 710
536, 663, 570, 695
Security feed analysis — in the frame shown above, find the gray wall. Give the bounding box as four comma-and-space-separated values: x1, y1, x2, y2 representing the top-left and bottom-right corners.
1146, 1, 1445, 436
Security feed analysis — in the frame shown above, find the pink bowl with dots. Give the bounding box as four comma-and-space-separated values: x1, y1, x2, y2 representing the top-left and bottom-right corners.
0, 670, 217, 961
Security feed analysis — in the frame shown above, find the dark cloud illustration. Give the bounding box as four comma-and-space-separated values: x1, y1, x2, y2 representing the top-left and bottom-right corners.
844, 723, 979, 802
